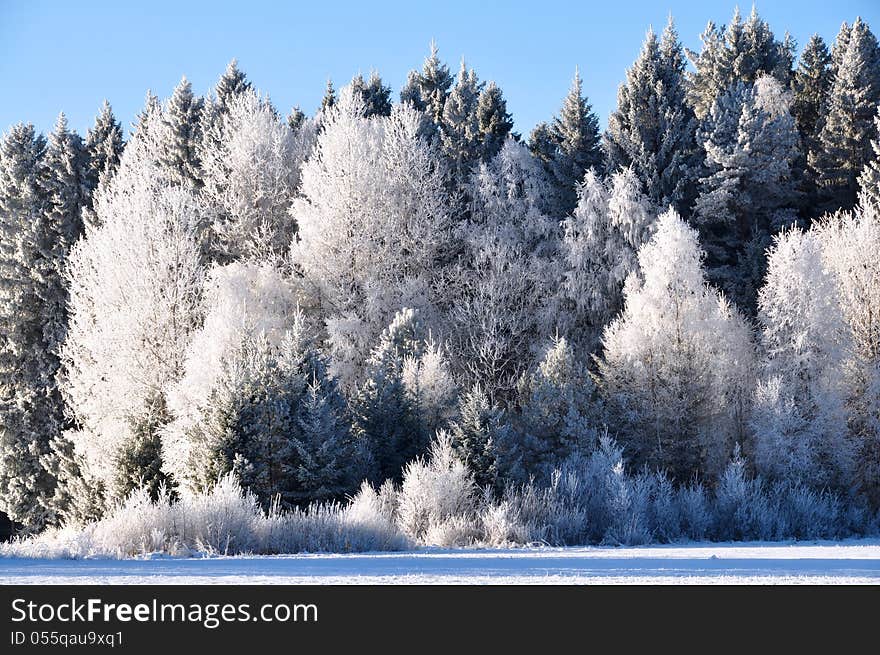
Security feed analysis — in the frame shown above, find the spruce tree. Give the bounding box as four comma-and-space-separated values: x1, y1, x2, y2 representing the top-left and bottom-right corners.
792, 34, 832, 206
858, 107, 880, 207
351, 71, 392, 117
605, 18, 700, 214
413, 40, 454, 126
0, 120, 85, 531
812, 18, 880, 212
449, 385, 500, 490
83, 100, 124, 201
320, 79, 336, 114
441, 61, 482, 178
476, 81, 514, 162
287, 105, 306, 133
160, 76, 204, 188
215, 58, 252, 113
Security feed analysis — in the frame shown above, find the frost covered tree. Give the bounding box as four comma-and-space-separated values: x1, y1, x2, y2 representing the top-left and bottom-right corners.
200, 90, 313, 261
441, 61, 482, 178
557, 167, 654, 353
452, 139, 558, 401
693, 75, 801, 313
605, 18, 700, 213
449, 385, 502, 490
859, 107, 880, 206
596, 209, 754, 481
752, 227, 854, 490
812, 18, 880, 212
159, 76, 204, 188
533, 69, 603, 216
791, 34, 832, 204
504, 336, 595, 483
83, 100, 124, 204
476, 81, 514, 162
63, 107, 207, 506
686, 7, 794, 120
292, 90, 454, 387
351, 71, 393, 117
402, 41, 454, 125
215, 59, 252, 113
164, 316, 356, 508
0, 123, 53, 530
352, 309, 454, 483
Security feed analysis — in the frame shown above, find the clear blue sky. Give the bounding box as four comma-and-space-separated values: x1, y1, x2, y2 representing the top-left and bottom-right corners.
1, 0, 878, 140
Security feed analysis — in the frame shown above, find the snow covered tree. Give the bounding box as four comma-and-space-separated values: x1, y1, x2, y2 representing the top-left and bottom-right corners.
452, 139, 558, 402
557, 167, 654, 353
83, 100, 124, 203
159, 76, 204, 188
818, 203, 880, 505
859, 107, 880, 206
0, 123, 54, 530
215, 59, 252, 113
752, 226, 854, 490
605, 18, 700, 213
791, 34, 832, 204
441, 61, 482, 178
693, 76, 801, 314
287, 105, 306, 133
63, 107, 207, 506
352, 309, 436, 484
812, 18, 880, 212
320, 79, 336, 114
403, 40, 454, 126
351, 71, 392, 117
200, 89, 313, 262
543, 69, 603, 215
505, 336, 596, 483
449, 384, 501, 490
292, 90, 455, 388
476, 81, 514, 162
596, 209, 754, 482
686, 7, 794, 120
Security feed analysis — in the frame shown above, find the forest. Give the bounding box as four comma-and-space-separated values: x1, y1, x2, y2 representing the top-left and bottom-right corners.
3, 7, 880, 554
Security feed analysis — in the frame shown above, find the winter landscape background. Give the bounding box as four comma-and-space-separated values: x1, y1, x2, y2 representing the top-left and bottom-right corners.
3, 3, 880, 583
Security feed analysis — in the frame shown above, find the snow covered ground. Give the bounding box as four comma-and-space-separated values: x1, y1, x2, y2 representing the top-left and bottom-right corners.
2, 540, 880, 584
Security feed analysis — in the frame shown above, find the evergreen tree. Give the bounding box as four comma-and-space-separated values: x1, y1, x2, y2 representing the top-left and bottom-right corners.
693, 76, 801, 314
407, 40, 454, 125
0, 123, 55, 531
287, 105, 306, 133
215, 59, 252, 113
83, 100, 124, 202
160, 76, 204, 188
352, 71, 392, 117
352, 309, 431, 484
441, 61, 483, 177
538, 69, 603, 216
791, 34, 832, 208
858, 107, 880, 207
476, 81, 514, 162
812, 18, 880, 212
131, 90, 160, 141
320, 79, 337, 114
449, 385, 501, 490
605, 18, 700, 213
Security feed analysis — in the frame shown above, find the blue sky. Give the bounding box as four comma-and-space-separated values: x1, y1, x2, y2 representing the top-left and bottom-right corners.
1, 0, 878, 140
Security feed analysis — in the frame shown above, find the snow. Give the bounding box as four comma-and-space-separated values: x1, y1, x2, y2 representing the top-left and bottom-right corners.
3, 539, 879, 584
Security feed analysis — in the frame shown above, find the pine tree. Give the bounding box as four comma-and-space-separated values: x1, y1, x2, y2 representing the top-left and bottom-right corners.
693, 76, 801, 314
351, 71, 392, 117
409, 40, 454, 126
812, 18, 880, 212
352, 309, 431, 483
320, 79, 337, 114
605, 18, 700, 213
858, 107, 880, 206
476, 81, 514, 162
441, 60, 483, 177
596, 209, 754, 482
215, 59, 252, 113
792, 34, 832, 207
449, 385, 501, 490
83, 100, 124, 202
545, 69, 603, 215
160, 76, 204, 187
0, 123, 56, 531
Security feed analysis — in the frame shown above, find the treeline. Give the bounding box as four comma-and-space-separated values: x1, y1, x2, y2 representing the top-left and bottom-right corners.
2, 8, 880, 539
